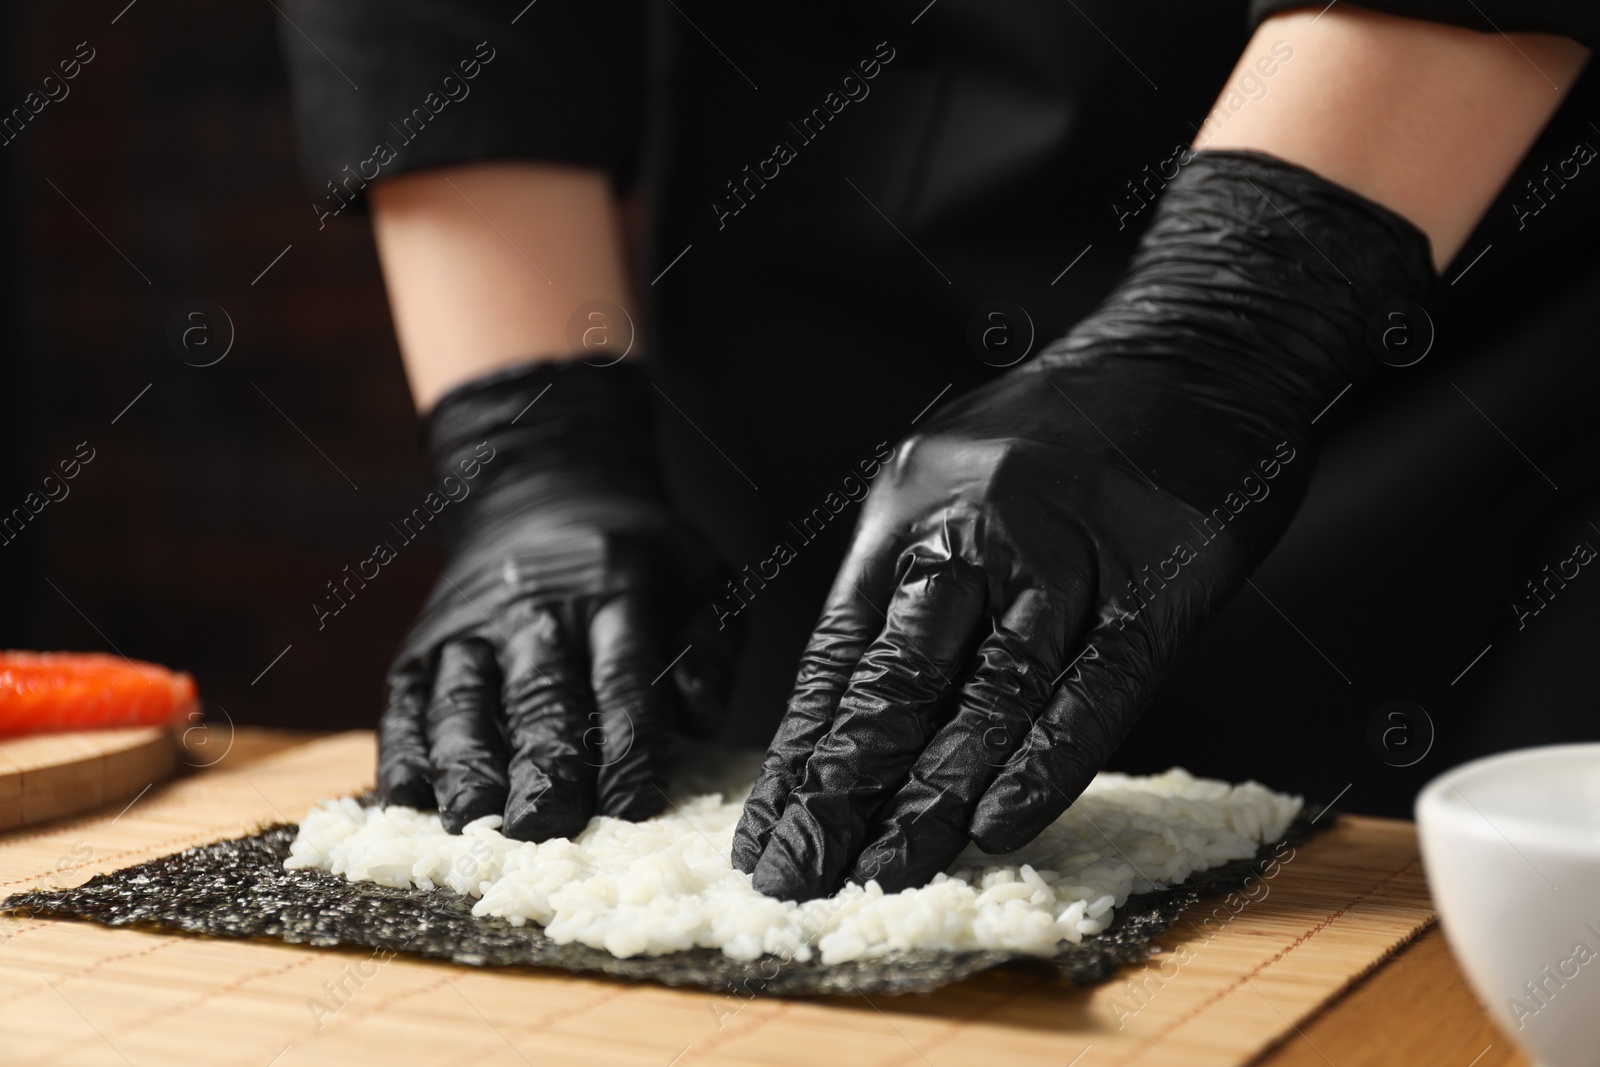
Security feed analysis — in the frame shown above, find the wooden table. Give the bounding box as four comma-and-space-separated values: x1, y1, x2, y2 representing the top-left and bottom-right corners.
0, 729, 1525, 1067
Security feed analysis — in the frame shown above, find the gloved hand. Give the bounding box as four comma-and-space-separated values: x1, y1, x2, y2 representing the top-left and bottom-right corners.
378, 359, 738, 838
733, 150, 1435, 900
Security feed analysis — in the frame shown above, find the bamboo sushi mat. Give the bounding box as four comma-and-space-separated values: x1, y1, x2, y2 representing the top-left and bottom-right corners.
0, 730, 1436, 1067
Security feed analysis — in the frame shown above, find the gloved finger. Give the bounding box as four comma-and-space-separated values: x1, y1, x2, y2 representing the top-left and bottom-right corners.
497, 603, 599, 841
425, 638, 511, 833
852, 587, 1074, 891
970, 619, 1155, 854
730, 536, 899, 874
751, 553, 986, 901
377, 661, 434, 809
588, 594, 674, 821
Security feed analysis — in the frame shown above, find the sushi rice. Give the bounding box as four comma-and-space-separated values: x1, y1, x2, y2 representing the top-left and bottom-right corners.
287, 757, 1301, 965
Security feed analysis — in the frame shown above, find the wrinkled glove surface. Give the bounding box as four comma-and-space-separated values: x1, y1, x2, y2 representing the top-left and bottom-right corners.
380, 360, 736, 839
735, 150, 1435, 901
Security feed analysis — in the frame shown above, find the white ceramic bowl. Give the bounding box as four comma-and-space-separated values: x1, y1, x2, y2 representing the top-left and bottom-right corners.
1417, 744, 1600, 1067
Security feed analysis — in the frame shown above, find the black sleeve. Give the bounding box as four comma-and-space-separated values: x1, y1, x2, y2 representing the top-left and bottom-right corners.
278, 0, 644, 205
1249, 1, 1600, 49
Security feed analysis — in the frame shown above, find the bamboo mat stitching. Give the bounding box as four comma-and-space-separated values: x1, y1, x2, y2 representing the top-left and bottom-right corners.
39, 934, 328, 1062
854, 986, 991, 1067
1120, 856, 1434, 1063
0, 929, 179, 1011
225, 955, 640, 1067
434, 979, 637, 1067
216, 965, 479, 1067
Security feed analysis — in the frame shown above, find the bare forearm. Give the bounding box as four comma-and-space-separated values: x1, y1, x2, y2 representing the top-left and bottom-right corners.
1198, 8, 1590, 268
370, 162, 636, 412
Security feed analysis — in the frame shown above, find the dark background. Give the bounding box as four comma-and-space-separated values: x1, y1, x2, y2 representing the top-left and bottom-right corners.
1, 0, 1597, 815
0, 0, 431, 732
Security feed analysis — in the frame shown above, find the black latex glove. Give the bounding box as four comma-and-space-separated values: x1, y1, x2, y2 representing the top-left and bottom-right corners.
733, 150, 1435, 900
378, 360, 737, 838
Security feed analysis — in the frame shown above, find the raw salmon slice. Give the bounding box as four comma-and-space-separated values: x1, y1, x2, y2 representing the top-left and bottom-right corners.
0, 650, 197, 735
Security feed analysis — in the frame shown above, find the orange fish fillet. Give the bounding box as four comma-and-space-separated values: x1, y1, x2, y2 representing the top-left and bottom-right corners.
0, 650, 197, 735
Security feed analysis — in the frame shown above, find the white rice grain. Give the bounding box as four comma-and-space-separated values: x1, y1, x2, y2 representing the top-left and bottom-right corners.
285, 759, 1300, 964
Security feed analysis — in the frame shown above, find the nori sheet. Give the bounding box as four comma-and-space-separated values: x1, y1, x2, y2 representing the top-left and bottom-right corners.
2, 801, 1327, 997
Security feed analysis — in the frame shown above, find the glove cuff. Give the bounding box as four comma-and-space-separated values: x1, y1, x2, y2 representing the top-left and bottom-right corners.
421, 358, 664, 538
425, 357, 654, 449
1047, 149, 1436, 424
1141, 149, 1436, 311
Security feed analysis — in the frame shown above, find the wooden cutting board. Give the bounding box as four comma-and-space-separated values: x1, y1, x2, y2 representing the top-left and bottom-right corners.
0, 727, 176, 832
0, 731, 1439, 1067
